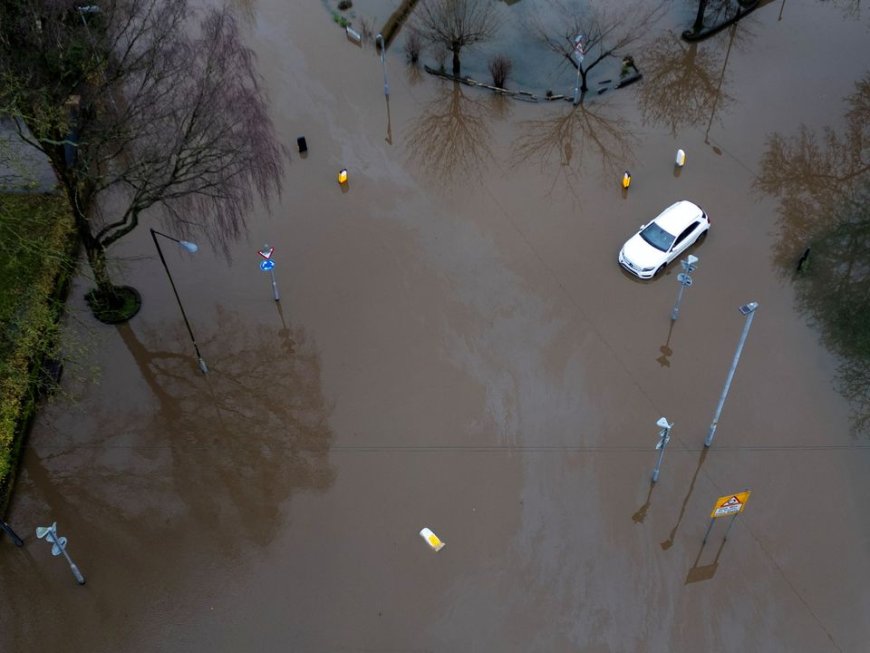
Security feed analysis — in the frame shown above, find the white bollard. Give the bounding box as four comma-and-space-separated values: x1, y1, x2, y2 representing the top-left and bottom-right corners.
419, 527, 445, 551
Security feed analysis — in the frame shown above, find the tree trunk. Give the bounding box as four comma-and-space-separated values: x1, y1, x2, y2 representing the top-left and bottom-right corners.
68, 190, 115, 299
692, 0, 708, 33
452, 46, 461, 76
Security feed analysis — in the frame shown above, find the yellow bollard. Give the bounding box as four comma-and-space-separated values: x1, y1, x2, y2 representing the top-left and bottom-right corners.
622, 170, 632, 189
338, 168, 348, 184
419, 527, 445, 552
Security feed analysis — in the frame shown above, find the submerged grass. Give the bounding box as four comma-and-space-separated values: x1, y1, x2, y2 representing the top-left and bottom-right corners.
0, 192, 76, 507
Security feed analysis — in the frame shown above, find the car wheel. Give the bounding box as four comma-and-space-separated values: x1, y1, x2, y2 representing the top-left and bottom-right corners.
655, 263, 667, 276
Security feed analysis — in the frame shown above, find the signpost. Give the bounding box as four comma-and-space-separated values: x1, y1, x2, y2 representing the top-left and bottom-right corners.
671, 255, 699, 321
703, 490, 751, 543
572, 34, 585, 104
258, 245, 280, 302
650, 417, 673, 483
35, 521, 85, 585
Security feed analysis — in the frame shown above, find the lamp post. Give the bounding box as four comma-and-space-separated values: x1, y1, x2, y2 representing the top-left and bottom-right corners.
671, 254, 699, 321
35, 522, 85, 585
703, 24, 735, 155
651, 417, 674, 483
705, 302, 758, 447
376, 33, 389, 97
150, 228, 208, 374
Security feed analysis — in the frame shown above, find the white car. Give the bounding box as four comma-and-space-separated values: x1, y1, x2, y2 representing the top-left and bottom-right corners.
618, 200, 710, 279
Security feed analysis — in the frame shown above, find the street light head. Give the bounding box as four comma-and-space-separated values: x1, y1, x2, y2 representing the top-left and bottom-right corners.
687, 254, 699, 266
179, 240, 198, 253
656, 417, 672, 429
738, 301, 759, 315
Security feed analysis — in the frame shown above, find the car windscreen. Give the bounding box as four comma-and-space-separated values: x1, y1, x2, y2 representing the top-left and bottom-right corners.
640, 222, 676, 252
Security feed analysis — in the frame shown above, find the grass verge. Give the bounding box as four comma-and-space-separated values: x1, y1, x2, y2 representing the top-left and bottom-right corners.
0, 191, 77, 511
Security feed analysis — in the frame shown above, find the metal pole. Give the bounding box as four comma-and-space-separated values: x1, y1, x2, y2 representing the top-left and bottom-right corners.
651, 417, 673, 483
150, 229, 208, 374
37, 522, 86, 585
571, 34, 583, 105
705, 302, 758, 447
671, 256, 697, 321
47, 530, 86, 585
376, 34, 389, 97
672, 282, 687, 321
573, 65, 581, 105
269, 269, 280, 302
1, 519, 24, 547
702, 517, 715, 543
723, 513, 739, 541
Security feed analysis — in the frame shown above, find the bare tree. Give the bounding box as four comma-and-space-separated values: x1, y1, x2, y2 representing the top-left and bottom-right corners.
531, 0, 666, 97
0, 1, 284, 320
412, 0, 500, 76
684, 0, 768, 41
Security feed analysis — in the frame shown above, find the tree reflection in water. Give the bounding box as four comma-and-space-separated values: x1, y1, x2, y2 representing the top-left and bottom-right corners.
755, 74, 870, 435
638, 31, 734, 135
510, 98, 637, 198
405, 80, 495, 187
114, 306, 336, 549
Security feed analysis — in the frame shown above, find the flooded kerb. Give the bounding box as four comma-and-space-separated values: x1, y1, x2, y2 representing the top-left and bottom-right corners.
2, 1, 869, 651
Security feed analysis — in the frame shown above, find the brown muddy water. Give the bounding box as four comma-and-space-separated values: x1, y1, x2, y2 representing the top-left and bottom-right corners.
1, 1, 869, 651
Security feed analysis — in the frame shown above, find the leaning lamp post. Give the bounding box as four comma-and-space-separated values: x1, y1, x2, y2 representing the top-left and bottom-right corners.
150, 229, 208, 374
705, 301, 758, 447
375, 33, 389, 98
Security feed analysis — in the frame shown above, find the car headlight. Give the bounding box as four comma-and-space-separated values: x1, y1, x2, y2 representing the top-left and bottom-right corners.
640, 266, 655, 272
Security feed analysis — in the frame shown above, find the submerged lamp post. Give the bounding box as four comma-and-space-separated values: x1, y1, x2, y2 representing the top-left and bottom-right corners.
376, 33, 389, 97
35, 522, 85, 585
651, 417, 674, 483
705, 301, 759, 447
671, 255, 699, 321
150, 228, 208, 374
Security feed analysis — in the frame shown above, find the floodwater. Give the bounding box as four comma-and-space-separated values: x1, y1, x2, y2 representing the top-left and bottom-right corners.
2, 1, 869, 651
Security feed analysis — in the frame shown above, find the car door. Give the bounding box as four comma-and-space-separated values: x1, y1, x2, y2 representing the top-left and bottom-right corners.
670, 221, 701, 259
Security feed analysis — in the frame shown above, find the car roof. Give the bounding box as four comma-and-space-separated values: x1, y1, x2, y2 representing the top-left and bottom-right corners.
653, 201, 703, 233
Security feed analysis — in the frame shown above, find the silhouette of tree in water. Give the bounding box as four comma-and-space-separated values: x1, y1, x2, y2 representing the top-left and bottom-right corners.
756, 74, 870, 434
510, 99, 637, 198
794, 185, 870, 434
42, 307, 337, 551
755, 74, 869, 271
816, 0, 864, 20
638, 30, 735, 135
405, 80, 495, 186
